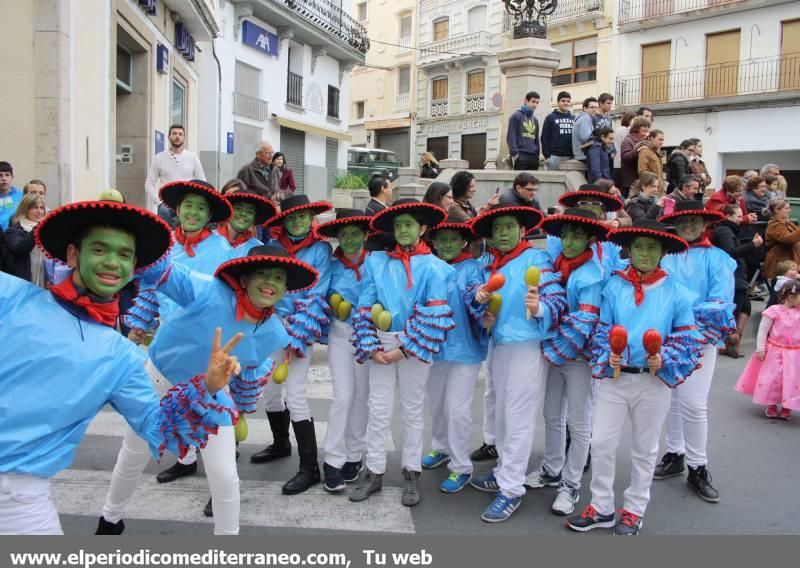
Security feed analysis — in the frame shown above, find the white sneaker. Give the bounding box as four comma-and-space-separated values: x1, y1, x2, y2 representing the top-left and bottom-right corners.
524, 466, 561, 489
551, 484, 579, 516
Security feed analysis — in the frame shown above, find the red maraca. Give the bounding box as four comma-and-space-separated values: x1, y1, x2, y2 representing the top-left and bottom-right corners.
643, 329, 663, 376
609, 325, 628, 380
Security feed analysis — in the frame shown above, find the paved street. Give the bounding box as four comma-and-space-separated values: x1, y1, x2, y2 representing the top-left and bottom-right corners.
59, 317, 798, 536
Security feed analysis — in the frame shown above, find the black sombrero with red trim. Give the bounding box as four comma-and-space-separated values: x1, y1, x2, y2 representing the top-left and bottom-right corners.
608, 219, 688, 255
429, 216, 478, 242
224, 189, 278, 226
470, 205, 543, 239
35, 201, 172, 269
559, 190, 624, 213
540, 208, 609, 240
215, 244, 318, 293
317, 209, 372, 239
370, 198, 447, 234
266, 194, 333, 227
659, 200, 725, 226
159, 179, 233, 223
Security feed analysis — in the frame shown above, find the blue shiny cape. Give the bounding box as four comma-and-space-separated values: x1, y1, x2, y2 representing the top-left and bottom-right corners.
435, 258, 489, 365
547, 235, 627, 278
325, 253, 368, 328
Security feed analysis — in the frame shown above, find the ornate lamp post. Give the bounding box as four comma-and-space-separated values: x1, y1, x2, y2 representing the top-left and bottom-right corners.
503, 0, 558, 39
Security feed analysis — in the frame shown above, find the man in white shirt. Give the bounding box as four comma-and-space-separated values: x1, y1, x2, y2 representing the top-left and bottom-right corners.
144, 124, 206, 226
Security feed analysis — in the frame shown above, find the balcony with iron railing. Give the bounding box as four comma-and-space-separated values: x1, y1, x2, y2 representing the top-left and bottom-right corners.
617, 0, 783, 27
418, 31, 492, 67
502, 0, 606, 33
615, 53, 800, 108
430, 98, 449, 118
464, 94, 486, 114
287, 71, 304, 107
396, 93, 410, 111
233, 92, 270, 121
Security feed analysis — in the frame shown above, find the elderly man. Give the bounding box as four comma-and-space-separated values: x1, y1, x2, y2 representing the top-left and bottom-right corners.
237, 142, 275, 199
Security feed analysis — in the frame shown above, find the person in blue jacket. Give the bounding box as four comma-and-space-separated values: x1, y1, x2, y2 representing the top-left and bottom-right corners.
421, 219, 489, 494
655, 201, 735, 503
316, 210, 373, 493
0, 200, 242, 534
216, 189, 277, 257
586, 127, 614, 183
567, 219, 704, 536
526, 209, 608, 516
254, 194, 334, 495
468, 205, 568, 523
349, 199, 454, 507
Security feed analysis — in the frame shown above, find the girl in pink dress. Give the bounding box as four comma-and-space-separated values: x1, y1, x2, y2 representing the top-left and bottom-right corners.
735, 279, 800, 419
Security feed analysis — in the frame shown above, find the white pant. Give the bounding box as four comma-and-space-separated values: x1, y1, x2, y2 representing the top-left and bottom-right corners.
540, 360, 595, 489
482, 344, 496, 445
102, 360, 240, 535
0, 474, 62, 535
491, 342, 548, 498
589, 372, 671, 517
323, 320, 369, 468
365, 332, 431, 474
665, 343, 717, 467
427, 361, 481, 474
263, 349, 312, 420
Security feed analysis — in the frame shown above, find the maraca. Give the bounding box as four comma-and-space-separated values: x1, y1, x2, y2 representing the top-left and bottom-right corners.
609, 325, 628, 380
525, 266, 541, 320
486, 294, 502, 329
484, 273, 506, 293
273, 361, 289, 384
643, 329, 663, 376
234, 414, 248, 443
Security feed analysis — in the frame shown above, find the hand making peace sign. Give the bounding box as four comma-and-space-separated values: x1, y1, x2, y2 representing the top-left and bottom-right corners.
204, 327, 245, 394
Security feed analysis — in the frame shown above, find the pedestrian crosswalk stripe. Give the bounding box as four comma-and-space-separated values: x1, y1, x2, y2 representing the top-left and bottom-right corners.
52, 469, 415, 534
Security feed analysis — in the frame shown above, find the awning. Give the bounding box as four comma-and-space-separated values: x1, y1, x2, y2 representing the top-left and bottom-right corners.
365, 117, 412, 130
275, 116, 352, 142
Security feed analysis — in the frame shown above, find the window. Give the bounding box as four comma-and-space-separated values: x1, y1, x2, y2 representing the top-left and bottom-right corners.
357, 2, 367, 22
433, 18, 449, 42
467, 70, 485, 96
355, 101, 365, 119
552, 37, 597, 86
116, 44, 133, 93
171, 80, 186, 126
234, 61, 261, 98
398, 66, 411, 95
467, 6, 488, 33
432, 77, 448, 100
399, 12, 412, 43
327, 85, 340, 119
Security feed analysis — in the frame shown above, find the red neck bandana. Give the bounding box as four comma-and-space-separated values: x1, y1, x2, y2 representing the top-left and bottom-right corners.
174, 227, 212, 257
448, 250, 474, 265
690, 236, 713, 248
219, 273, 275, 322
555, 249, 593, 285
277, 230, 318, 257
387, 241, 432, 289
217, 225, 255, 248
614, 265, 668, 306
50, 276, 120, 327
487, 240, 532, 275
334, 247, 367, 281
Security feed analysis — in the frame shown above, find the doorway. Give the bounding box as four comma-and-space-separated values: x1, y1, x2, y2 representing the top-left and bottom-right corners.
461, 133, 486, 170
426, 136, 448, 165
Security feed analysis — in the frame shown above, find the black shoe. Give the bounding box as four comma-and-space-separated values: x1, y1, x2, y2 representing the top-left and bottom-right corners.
687, 465, 720, 503
203, 497, 213, 518
156, 461, 198, 483
341, 460, 364, 483
323, 463, 346, 493
653, 452, 685, 480
251, 409, 292, 464
282, 419, 321, 495
95, 516, 125, 535
470, 443, 498, 462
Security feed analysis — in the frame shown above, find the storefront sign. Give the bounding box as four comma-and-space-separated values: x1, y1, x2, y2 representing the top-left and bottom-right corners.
423, 117, 490, 135
365, 118, 412, 130
242, 20, 279, 56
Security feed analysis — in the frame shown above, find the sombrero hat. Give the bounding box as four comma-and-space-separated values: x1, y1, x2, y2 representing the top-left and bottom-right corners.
35, 201, 172, 269
659, 200, 725, 225
608, 219, 688, 255
317, 208, 372, 239
265, 194, 333, 227
370, 198, 447, 234
470, 205, 543, 239
215, 244, 318, 293
559, 190, 624, 213
224, 189, 278, 226
540, 208, 609, 240
429, 216, 478, 242
159, 179, 232, 223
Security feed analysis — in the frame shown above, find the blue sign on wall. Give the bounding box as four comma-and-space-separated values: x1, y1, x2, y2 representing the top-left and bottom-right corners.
227, 132, 234, 154
242, 20, 279, 56
155, 130, 165, 154
156, 43, 169, 74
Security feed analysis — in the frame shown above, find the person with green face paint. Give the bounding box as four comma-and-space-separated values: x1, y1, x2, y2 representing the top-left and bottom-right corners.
349, 199, 455, 507
0, 200, 244, 534
98, 244, 317, 535
567, 219, 704, 536
421, 219, 489, 494
216, 189, 277, 257
316, 210, 372, 492
256, 194, 334, 496
468, 205, 567, 523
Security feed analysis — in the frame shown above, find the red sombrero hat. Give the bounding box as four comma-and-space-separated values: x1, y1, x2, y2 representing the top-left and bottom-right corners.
608, 219, 688, 255
215, 244, 318, 293
559, 190, 624, 213
659, 200, 725, 225
265, 194, 333, 227
470, 205, 543, 239
540, 208, 609, 240
429, 217, 478, 242
159, 179, 233, 223
224, 189, 278, 226
370, 198, 447, 234
317, 209, 372, 239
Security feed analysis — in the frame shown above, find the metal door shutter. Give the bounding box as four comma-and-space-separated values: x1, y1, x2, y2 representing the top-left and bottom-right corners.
326, 137, 339, 193
280, 126, 305, 194
376, 129, 410, 167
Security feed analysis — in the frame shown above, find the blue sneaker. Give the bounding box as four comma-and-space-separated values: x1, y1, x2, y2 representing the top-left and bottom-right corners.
421, 450, 450, 469
341, 460, 364, 483
440, 472, 471, 493
480, 493, 522, 523
469, 472, 499, 493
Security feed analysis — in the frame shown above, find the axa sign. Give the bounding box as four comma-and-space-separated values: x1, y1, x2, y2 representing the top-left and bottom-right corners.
242, 20, 279, 57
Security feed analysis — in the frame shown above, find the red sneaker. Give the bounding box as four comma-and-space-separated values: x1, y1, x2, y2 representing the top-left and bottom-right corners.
765, 405, 779, 418
779, 408, 792, 421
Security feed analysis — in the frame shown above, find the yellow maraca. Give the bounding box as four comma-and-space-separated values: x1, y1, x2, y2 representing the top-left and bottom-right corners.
525, 266, 541, 320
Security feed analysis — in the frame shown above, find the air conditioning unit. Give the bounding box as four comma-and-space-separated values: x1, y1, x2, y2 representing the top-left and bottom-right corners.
587, 0, 601, 11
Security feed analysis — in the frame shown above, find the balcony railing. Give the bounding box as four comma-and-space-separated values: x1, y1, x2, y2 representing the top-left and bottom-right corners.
275, 0, 370, 54
502, 0, 605, 32
398, 36, 412, 52
418, 31, 491, 66
287, 71, 303, 107
396, 93, 410, 111
233, 92, 269, 121
615, 53, 800, 107
619, 0, 746, 24
464, 94, 485, 114
430, 98, 449, 118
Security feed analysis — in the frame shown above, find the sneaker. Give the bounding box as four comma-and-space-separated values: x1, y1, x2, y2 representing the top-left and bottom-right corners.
551, 484, 580, 516
766, 405, 779, 418
524, 466, 561, 489
614, 509, 643, 536
687, 465, 720, 503
480, 493, 522, 523
653, 452, 685, 480
440, 472, 471, 494
341, 460, 364, 483
349, 470, 383, 503
779, 407, 792, 421
470, 472, 500, 493
401, 468, 421, 507
323, 463, 346, 493
421, 450, 450, 469
565, 505, 616, 532
470, 443, 498, 462
95, 517, 125, 535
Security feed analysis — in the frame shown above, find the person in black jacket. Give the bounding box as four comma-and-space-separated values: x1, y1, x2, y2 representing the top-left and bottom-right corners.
666, 140, 695, 193
5, 193, 47, 285
364, 174, 394, 251
0, 227, 12, 275
498, 172, 542, 211
624, 171, 661, 222
542, 91, 574, 171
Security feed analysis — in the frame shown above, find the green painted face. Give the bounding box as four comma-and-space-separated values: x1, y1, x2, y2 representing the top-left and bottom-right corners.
178, 193, 211, 232
285, 210, 312, 237
433, 229, 465, 262
393, 213, 423, 247
243, 267, 288, 309
673, 216, 705, 243
561, 225, 591, 259
73, 227, 136, 297
230, 201, 257, 233
337, 224, 366, 257
491, 215, 523, 253
630, 236, 663, 273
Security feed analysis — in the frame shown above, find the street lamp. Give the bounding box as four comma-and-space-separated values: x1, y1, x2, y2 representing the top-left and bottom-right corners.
503, 0, 558, 39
